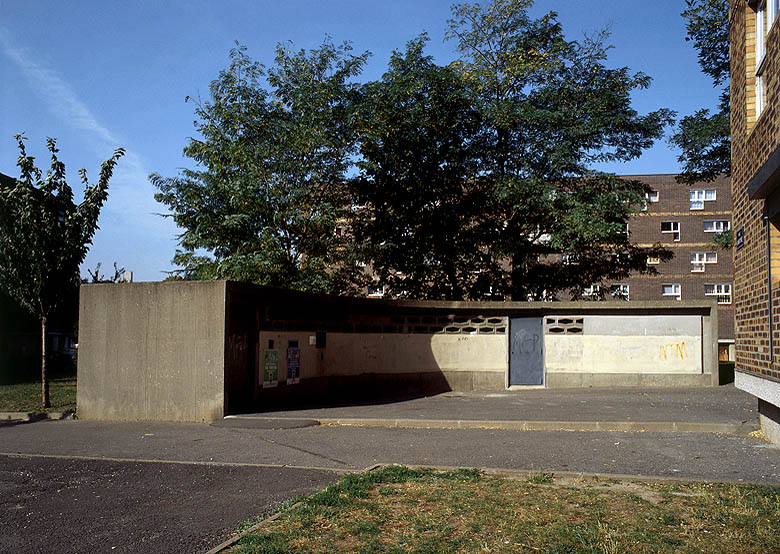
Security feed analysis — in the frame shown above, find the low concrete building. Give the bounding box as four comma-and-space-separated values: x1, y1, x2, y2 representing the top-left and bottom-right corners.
77, 281, 720, 422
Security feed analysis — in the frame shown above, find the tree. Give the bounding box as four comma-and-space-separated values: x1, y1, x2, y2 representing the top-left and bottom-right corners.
153, 41, 370, 294
0, 135, 123, 408
669, 0, 730, 184
435, 0, 674, 299
83, 261, 127, 283
351, 36, 495, 299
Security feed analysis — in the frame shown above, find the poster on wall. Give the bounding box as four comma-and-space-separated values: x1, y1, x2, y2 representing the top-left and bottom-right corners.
287, 346, 301, 384
263, 349, 278, 388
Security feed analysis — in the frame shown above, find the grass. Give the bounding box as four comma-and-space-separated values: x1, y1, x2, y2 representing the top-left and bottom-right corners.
229, 466, 780, 554
0, 374, 76, 413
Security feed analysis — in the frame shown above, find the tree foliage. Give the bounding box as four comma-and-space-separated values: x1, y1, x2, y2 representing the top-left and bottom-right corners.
670, 0, 730, 184
0, 135, 123, 406
351, 36, 494, 299
158, 1, 674, 301
153, 41, 369, 294
441, 0, 672, 299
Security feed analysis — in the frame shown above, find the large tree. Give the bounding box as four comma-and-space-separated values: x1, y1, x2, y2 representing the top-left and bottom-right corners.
153, 41, 369, 294
0, 136, 123, 407
669, 0, 730, 184
434, 0, 673, 299
351, 36, 495, 300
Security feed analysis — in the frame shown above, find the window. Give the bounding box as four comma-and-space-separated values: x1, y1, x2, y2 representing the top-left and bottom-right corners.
610, 284, 629, 301
704, 220, 731, 233
690, 251, 717, 272
756, 0, 777, 117
689, 189, 716, 210
561, 253, 578, 265
642, 190, 659, 211
583, 284, 600, 299
662, 283, 681, 300
367, 284, 385, 297
705, 283, 732, 305
661, 221, 680, 241
647, 256, 660, 265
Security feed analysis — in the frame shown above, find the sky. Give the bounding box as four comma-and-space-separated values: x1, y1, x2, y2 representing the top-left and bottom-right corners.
0, 1, 722, 282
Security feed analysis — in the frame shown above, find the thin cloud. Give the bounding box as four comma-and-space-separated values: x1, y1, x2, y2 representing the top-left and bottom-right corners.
0, 29, 119, 147
0, 28, 178, 278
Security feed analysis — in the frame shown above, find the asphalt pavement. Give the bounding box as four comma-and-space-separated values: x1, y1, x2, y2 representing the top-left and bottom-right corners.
229, 384, 759, 433
0, 385, 776, 554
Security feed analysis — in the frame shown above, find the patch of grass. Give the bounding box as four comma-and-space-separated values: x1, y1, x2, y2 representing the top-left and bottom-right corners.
229, 466, 780, 554
0, 374, 76, 413
527, 471, 555, 484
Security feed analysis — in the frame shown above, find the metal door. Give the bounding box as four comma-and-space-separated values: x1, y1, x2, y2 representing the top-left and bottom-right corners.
509, 317, 544, 385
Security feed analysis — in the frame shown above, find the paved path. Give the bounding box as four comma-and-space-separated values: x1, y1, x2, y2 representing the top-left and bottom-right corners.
0, 385, 775, 553
241, 385, 758, 430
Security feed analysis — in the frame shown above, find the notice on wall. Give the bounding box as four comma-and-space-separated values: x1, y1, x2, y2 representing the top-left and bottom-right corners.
735, 226, 745, 251
287, 347, 301, 384
263, 349, 278, 388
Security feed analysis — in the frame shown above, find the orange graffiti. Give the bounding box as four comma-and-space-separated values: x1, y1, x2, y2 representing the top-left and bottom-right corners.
659, 342, 687, 360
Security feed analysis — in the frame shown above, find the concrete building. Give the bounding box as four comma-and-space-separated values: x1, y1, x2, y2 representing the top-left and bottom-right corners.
77, 281, 720, 422
730, 0, 780, 443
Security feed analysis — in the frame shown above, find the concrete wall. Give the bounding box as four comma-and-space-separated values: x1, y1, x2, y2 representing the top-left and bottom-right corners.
544, 314, 711, 387
259, 330, 507, 392
76, 282, 719, 421
77, 281, 227, 422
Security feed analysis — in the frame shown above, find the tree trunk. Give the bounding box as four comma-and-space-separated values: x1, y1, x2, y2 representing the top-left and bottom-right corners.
41, 317, 50, 409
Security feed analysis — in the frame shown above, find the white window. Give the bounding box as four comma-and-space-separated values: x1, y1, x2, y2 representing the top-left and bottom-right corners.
642, 190, 659, 211
704, 220, 731, 233
647, 256, 660, 265
705, 283, 732, 305
610, 284, 629, 301
662, 283, 681, 300
583, 284, 600, 298
690, 251, 717, 272
689, 189, 716, 210
367, 284, 385, 297
756, 0, 777, 117
661, 221, 680, 241
561, 253, 578, 265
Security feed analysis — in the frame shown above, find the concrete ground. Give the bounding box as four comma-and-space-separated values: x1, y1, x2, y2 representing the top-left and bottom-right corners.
0, 385, 776, 554
246, 385, 758, 428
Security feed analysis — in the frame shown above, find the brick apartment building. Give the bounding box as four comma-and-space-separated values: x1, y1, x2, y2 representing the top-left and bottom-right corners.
730, 0, 780, 443
618, 174, 734, 359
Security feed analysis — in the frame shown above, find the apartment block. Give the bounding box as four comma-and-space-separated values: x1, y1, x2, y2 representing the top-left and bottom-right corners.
617, 174, 734, 359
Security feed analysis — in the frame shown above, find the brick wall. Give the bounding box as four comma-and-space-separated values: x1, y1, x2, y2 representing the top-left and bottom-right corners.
731, 0, 780, 379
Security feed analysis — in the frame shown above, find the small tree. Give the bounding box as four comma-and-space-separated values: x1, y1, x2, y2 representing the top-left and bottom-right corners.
0, 135, 124, 408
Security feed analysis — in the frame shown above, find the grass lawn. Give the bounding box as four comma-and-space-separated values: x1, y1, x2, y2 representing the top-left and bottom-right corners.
0, 374, 76, 413
231, 466, 780, 553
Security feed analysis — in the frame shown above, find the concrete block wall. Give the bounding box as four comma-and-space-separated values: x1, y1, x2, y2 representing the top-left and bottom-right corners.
544, 314, 711, 387
77, 281, 227, 422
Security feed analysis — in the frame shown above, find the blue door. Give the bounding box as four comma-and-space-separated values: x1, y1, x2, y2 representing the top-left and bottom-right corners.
509, 318, 543, 385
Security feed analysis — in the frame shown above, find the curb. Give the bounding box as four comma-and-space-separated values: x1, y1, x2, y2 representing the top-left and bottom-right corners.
203, 501, 303, 554
228, 416, 759, 435
0, 411, 74, 422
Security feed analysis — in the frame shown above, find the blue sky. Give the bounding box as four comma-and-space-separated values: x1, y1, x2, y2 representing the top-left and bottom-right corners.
1, 0, 721, 281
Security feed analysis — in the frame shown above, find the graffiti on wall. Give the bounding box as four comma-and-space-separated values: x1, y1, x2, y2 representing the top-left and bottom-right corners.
658, 342, 688, 361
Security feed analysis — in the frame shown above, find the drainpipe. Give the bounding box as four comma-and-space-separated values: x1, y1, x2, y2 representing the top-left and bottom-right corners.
767, 216, 774, 364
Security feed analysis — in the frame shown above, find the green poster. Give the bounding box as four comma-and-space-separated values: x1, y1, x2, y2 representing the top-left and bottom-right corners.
263, 349, 278, 388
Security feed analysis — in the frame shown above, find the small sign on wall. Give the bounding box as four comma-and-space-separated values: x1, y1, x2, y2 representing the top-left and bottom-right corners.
735, 226, 744, 250
287, 346, 301, 384
263, 349, 278, 388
